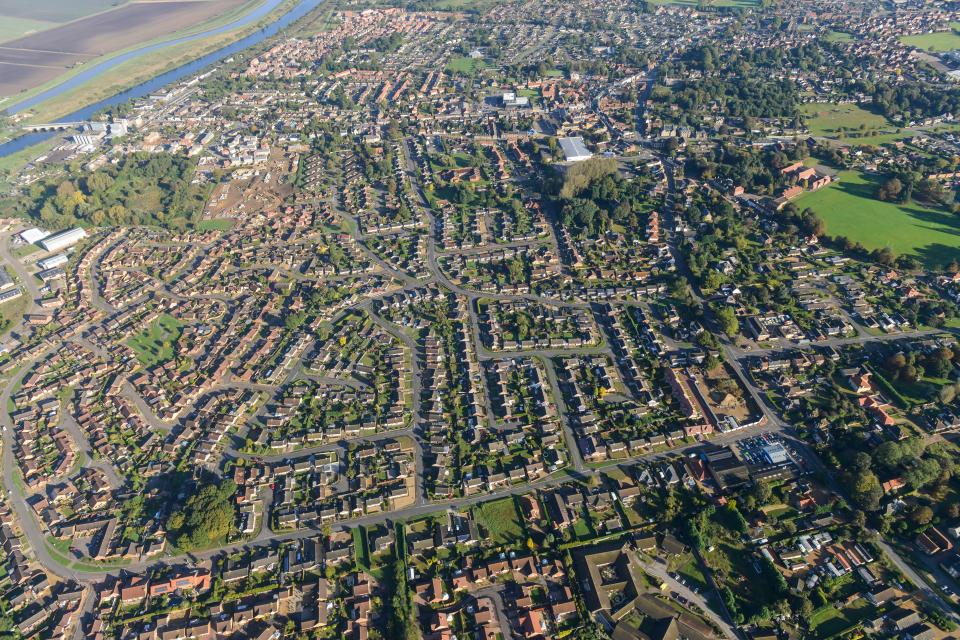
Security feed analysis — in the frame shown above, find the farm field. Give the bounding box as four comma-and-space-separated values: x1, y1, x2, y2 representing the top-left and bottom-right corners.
0, 0, 248, 97
0, 16, 56, 45
794, 170, 960, 268
0, 0, 130, 23
800, 102, 890, 137
900, 25, 960, 52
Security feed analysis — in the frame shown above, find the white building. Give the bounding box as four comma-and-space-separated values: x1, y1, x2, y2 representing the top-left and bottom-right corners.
19, 228, 49, 245
558, 136, 593, 163
40, 228, 87, 253
762, 443, 788, 465
37, 253, 69, 271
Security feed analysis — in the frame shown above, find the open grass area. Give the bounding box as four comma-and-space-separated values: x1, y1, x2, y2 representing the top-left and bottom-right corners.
0, 16, 55, 44
901, 25, 960, 52
446, 56, 486, 75
195, 218, 235, 232
800, 102, 890, 138
0, 290, 28, 337
473, 497, 524, 545
794, 169, 960, 268
127, 313, 183, 368
824, 30, 854, 43
809, 598, 876, 639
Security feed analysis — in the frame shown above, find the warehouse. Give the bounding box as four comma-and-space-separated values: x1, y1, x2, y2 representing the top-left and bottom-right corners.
19, 228, 49, 245
40, 228, 87, 253
558, 136, 593, 163
37, 253, 69, 271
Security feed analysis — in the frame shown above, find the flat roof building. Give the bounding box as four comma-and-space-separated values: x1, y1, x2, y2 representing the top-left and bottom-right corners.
0, 267, 13, 292
558, 136, 593, 163
762, 443, 788, 465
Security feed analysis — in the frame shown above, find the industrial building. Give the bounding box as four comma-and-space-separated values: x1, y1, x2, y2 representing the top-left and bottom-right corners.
37, 253, 69, 271
40, 228, 87, 253
19, 228, 49, 245
558, 136, 593, 163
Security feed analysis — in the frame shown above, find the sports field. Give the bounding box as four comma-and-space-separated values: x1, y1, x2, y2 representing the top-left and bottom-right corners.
446, 56, 486, 74
823, 30, 854, 43
800, 102, 890, 137
794, 170, 960, 268
900, 25, 960, 52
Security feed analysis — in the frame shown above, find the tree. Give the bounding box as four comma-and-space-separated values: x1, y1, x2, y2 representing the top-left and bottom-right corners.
714, 305, 739, 338
911, 505, 934, 526
167, 478, 237, 549
507, 257, 526, 285
848, 468, 882, 511
876, 177, 902, 201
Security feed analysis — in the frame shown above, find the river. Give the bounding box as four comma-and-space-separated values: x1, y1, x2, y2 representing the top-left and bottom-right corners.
0, 0, 323, 158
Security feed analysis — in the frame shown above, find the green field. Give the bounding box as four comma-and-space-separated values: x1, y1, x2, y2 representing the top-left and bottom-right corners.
195, 218, 235, 232
446, 56, 486, 74
794, 170, 960, 268
808, 598, 876, 639
128, 313, 183, 368
0, 15, 54, 44
901, 25, 960, 52
800, 103, 890, 137
824, 30, 854, 43
0, 0, 129, 24
473, 497, 524, 545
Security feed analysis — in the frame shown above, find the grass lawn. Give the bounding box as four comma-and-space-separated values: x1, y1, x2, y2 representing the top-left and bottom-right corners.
353, 527, 370, 570
809, 598, 876, 639
800, 103, 890, 137
901, 27, 960, 52
823, 30, 854, 43
794, 170, 960, 268
677, 556, 710, 592
127, 313, 183, 368
473, 497, 524, 545
195, 218, 235, 232
0, 291, 28, 337
446, 56, 486, 74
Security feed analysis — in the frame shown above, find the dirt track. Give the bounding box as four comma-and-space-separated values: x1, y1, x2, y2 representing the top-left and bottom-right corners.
0, 0, 243, 98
